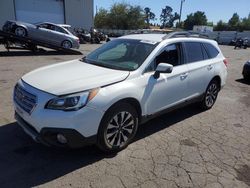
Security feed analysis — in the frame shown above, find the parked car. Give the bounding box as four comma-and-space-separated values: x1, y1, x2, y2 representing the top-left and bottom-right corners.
13, 32, 228, 152
2, 20, 80, 49
242, 60, 250, 81
74, 28, 91, 43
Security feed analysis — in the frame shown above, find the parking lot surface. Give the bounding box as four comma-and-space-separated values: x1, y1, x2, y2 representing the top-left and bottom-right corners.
0, 44, 250, 188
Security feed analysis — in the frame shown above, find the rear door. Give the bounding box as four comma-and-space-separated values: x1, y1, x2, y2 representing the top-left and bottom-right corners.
183, 42, 215, 99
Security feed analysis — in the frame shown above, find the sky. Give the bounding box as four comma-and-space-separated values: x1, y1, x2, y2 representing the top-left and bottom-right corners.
94, 0, 250, 25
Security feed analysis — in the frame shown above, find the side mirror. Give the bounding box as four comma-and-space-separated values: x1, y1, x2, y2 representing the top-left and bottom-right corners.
153, 63, 173, 79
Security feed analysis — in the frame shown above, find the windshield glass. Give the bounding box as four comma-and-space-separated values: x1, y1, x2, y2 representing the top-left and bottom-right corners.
84, 39, 158, 71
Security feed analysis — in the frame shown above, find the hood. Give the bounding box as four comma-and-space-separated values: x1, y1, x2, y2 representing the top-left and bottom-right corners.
22, 59, 129, 95
14, 21, 36, 28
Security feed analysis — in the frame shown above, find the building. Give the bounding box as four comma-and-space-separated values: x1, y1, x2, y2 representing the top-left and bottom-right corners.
0, 0, 94, 30
193, 25, 213, 33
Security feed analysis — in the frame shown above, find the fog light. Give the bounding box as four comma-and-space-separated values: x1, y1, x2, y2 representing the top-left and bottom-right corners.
57, 134, 67, 144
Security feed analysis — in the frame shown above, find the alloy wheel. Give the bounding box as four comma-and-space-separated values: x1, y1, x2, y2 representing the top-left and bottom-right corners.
15, 27, 26, 37
105, 111, 135, 147
205, 83, 218, 108
62, 40, 72, 49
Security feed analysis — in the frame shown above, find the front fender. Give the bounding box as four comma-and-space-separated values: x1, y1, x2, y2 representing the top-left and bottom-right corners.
87, 79, 146, 115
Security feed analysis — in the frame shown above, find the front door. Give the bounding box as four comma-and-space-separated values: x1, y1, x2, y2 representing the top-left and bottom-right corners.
142, 43, 189, 115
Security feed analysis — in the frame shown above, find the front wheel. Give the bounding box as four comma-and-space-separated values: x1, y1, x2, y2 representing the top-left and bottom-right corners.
61, 40, 72, 49
200, 80, 219, 110
15, 27, 27, 37
97, 103, 138, 152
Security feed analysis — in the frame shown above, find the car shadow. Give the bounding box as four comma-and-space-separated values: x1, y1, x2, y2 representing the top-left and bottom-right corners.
0, 104, 202, 187
235, 78, 250, 85
0, 49, 81, 56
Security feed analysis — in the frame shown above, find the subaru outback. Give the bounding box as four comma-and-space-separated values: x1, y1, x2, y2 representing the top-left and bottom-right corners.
13, 32, 228, 152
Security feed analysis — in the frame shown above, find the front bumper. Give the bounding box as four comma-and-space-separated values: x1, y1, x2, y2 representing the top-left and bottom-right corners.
15, 112, 96, 148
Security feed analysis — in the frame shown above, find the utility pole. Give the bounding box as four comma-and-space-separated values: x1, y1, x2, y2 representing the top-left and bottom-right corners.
179, 0, 185, 26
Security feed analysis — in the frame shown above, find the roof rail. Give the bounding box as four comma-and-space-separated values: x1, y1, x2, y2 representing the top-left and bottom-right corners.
162, 31, 209, 40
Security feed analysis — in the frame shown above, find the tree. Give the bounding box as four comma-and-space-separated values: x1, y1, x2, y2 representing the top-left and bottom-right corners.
214, 13, 250, 31
144, 7, 155, 28
126, 5, 145, 30
94, 8, 109, 29
214, 20, 228, 31
160, 6, 179, 28
228, 13, 240, 30
183, 11, 207, 30
94, 3, 145, 30
241, 13, 250, 30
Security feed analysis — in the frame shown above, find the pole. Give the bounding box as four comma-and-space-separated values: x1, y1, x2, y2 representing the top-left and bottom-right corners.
179, 0, 185, 26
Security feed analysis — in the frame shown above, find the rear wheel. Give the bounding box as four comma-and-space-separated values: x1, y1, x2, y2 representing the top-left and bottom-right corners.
200, 79, 219, 110
15, 27, 27, 37
62, 40, 72, 49
97, 103, 138, 152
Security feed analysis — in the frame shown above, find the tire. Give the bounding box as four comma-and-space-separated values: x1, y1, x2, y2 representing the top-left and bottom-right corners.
15, 27, 27, 37
61, 40, 72, 49
95, 37, 100, 44
200, 79, 220, 110
97, 103, 139, 152
243, 74, 250, 81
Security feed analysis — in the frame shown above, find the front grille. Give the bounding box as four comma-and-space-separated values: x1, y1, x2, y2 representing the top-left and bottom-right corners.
14, 84, 37, 114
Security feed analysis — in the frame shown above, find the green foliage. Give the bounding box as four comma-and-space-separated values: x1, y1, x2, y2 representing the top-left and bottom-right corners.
228, 13, 240, 29
214, 13, 250, 31
183, 11, 207, 30
144, 7, 156, 28
94, 8, 109, 29
214, 20, 228, 31
94, 3, 145, 30
160, 6, 180, 28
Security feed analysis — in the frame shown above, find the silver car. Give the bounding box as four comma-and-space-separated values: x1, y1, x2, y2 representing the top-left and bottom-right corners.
2, 20, 80, 49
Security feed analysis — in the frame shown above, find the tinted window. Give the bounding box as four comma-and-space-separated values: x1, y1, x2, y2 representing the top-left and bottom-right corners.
184, 42, 204, 63
155, 44, 181, 67
146, 43, 182, 72
55, 26, 68, 34
203, 43, 219, 58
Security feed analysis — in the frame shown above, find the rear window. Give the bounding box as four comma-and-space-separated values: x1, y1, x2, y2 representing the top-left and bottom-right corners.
184, 42, 204, 63
203, 43, 219, 58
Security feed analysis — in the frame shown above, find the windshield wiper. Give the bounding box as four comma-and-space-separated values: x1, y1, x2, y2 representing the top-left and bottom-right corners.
80, 57, 130, 71
79, 56, 86, 62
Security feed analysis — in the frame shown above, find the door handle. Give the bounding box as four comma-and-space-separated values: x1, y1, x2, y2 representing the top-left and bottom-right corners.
207, 65, 213, 71
180, 73, 188, 80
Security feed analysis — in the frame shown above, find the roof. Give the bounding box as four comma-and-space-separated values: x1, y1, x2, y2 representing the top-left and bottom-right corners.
120, 34, 166, 43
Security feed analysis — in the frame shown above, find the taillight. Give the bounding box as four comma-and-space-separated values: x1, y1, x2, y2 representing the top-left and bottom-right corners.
223, 59, 228, 67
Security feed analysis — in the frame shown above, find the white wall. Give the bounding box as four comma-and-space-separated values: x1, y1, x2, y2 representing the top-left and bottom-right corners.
0, 0, 94, 30
15, 0, 65, 24
64, 0, 93, 30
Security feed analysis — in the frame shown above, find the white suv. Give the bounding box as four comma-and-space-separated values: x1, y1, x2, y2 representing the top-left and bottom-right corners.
13, 32, 228, 152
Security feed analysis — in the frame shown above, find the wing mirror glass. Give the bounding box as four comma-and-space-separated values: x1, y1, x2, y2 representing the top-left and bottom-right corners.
153, 63, 173, 79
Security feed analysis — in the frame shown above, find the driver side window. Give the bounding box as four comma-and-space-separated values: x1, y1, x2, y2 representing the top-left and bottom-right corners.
146, 43, 182, 72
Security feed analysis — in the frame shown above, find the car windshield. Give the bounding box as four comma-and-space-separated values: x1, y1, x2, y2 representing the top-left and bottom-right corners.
83, 39, 158, 71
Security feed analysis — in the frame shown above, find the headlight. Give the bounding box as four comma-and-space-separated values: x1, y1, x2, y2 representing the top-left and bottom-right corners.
46, 88, 99, 111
